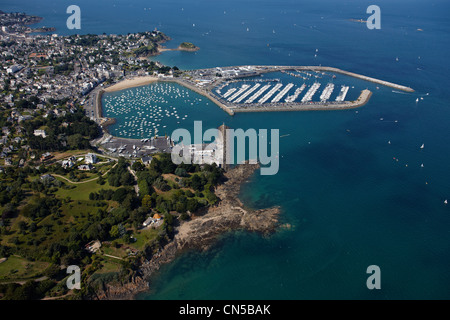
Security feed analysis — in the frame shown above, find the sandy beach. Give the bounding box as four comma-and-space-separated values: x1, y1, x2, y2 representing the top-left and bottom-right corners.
103, 76, 159, 92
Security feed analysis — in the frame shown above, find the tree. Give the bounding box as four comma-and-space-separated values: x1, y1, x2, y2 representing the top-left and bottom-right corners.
175, 167, 188, 177
187, 198, 199, 212
132, 161, 145, 172
18, 221, 28, 233
120, 171, 134, 186
142, 195, 153, 210
97, 176, 105, 185
112, 188, 129, 202
67, 134, 83, 149
109, 225, 119, 238
175, 202, 187, 213
190, 175, 203, 191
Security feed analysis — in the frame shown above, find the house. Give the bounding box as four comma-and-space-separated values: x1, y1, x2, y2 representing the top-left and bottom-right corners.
18, 115, 33, 122
78, 164, 93, 171
34, 129, 47, 138
141, 156, 153, 166
6, 65, 23, 74
85, 153, 98, 164
41, 152, 52, 161
40, 174, 55, 182
84, 240, 101, 253
4, 158, 12, 166
142, 216, 153, 227
62, 159, 75, 169
153, 213, 162, 221
62, 156, 76, 169
2, 127, 10, 136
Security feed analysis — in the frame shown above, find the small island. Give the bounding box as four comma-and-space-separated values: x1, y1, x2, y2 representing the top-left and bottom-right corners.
157, 42, 200, 54
178, 42, 200, 52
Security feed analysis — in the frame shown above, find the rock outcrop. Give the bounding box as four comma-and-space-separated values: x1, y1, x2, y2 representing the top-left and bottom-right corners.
95, 163, 280, 300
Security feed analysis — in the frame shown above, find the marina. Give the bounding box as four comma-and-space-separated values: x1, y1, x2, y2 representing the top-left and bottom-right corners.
96, 65, 415, 136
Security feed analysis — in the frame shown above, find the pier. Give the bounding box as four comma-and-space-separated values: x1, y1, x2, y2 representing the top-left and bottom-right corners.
320, 83, 334, 102
285, 84, 306, 103
234, 83, 261, 103
245, 84, 271, 104
222, 87, 236, 99
301, 82, 321, 102
228, 84, 250, 101
336, 85, 349, 102
259, 83, 283, 104
271, 83, 294, 103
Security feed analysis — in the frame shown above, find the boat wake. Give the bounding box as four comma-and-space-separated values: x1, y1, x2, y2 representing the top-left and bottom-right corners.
392, 90, 411, 95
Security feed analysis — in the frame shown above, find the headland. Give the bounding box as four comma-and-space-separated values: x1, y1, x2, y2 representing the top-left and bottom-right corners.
94, 163, 281, 300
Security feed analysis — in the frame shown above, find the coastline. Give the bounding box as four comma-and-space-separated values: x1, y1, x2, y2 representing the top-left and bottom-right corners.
93, 163, 281, 300
103, 76, 159, 93
96, 75, 235, 136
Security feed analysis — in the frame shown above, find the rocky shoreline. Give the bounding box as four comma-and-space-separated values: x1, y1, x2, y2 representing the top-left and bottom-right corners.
94, 163, 281, 300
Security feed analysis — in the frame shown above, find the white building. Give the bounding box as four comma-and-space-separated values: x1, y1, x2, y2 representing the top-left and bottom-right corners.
6, 65, 23, 74
85, 153, 98, 164
62, 159, 75, 169
33, 129, 46, 138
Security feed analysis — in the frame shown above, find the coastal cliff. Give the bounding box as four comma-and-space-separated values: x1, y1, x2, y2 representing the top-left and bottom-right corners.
94, 163, 280, 300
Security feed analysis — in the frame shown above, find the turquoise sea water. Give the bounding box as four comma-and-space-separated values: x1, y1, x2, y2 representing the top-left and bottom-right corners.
5, 0, 450, 299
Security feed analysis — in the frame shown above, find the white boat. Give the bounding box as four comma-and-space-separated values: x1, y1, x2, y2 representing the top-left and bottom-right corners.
420, 144, 424, 149
416, 98, 419, 103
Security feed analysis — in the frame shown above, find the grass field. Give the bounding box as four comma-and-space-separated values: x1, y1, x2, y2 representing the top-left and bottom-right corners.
132, 227, 160, 250
54, 178, 117, 201
95, 259, 121, 274
0, 256, 49, 282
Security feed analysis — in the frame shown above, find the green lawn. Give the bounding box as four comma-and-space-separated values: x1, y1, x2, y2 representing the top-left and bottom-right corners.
0, 256, 49, 282
132, 227, 160, 250
101, 245, 127, 259
95, 259, 122, 274
54, 178, 117, 201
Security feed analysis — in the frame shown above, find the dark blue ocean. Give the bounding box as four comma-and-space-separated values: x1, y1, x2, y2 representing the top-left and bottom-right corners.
4, 0, 450, 299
